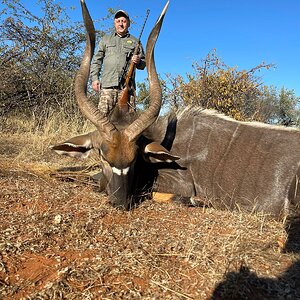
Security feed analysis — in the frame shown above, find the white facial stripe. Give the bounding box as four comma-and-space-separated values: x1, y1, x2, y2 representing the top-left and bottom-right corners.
112, 167, 122, 176
122, 167, 130, 175
112, 167, 130, 176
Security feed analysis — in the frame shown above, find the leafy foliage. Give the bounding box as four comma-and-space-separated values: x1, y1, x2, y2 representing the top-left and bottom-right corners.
0, 0, 113, 122
137, 50, 299, 126
0, 0, 83, 118
165, 50, 275, 120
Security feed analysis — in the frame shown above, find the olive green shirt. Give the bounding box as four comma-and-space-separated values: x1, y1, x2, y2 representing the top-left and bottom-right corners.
90, 31, 146, 88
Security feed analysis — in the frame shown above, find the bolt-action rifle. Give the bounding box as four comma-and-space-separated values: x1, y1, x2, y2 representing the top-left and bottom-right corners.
119, 9, 150, 112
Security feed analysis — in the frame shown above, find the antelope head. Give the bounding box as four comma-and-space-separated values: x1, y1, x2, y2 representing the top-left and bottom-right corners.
51, 1, 174, 209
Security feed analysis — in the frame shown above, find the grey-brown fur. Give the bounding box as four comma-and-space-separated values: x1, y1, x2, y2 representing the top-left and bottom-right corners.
150, 107, 300, 217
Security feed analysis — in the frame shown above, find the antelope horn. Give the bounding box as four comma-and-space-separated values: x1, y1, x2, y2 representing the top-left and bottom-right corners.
75, 0, 116, 141
124, 1, 170, 142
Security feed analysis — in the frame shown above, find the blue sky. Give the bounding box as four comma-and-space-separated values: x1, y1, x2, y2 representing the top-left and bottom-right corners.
6, 0, 300, 95
76, 0, 299, 95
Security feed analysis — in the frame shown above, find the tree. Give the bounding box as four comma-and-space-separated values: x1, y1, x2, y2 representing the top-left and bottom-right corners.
247, 86, 300, 126
277, 87, 300, 126
141, 49, 299, 127
0, 0, 115, 120
163, 49, 275, 121
0, 0, 82, 116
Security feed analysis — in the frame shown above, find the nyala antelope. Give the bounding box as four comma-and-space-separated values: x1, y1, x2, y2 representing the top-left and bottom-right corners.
51, 0, 300, 218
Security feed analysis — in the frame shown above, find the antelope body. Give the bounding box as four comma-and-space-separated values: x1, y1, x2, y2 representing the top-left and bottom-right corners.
151, 108, 300, 216
51, 0, 300, 217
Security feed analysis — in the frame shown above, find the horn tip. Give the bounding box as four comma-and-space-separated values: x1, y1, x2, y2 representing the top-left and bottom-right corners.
164, 1, 170, 12
157, 1, 169, 22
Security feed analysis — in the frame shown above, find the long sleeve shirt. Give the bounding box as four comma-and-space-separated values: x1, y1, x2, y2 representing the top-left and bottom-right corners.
90, 31, 146, 89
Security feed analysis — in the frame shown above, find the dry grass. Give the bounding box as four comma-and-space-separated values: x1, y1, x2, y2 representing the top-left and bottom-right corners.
1, 114, 300, 299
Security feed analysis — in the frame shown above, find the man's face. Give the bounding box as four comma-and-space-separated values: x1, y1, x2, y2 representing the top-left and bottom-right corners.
114, 16, 130, 36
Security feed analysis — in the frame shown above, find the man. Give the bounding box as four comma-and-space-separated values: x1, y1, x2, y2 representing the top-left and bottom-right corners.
90, 10, 146, 116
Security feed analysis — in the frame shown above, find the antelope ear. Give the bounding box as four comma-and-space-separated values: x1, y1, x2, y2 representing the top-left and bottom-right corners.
144, 142, 180, 163
50, 133, 93, 159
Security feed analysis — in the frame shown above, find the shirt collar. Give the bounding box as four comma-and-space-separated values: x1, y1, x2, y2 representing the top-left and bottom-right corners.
114, 31, 130, 38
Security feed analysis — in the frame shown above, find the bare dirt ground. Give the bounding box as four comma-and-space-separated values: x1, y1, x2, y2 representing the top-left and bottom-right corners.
1, 134, 300, 299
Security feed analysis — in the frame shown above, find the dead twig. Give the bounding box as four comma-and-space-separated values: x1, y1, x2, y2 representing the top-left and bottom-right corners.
151, 280, 195, 300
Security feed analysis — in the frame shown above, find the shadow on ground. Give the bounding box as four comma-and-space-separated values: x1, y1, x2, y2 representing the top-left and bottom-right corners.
210, 216, 300, 300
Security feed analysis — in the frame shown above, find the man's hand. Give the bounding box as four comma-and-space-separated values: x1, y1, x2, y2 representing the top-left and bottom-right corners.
132, 55, 141, 65
92, 80, 101, 92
